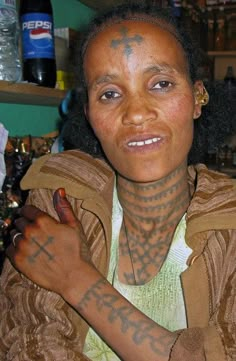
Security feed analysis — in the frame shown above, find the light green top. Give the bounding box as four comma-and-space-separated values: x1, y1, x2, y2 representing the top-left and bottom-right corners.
83, 184, 191, 361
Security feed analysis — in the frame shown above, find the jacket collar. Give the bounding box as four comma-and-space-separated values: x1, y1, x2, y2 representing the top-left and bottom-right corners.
21, 151, 236, 256
186, 164, 236, 245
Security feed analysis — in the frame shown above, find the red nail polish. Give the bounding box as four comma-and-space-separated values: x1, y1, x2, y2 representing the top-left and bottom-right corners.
58, 188, 66, 198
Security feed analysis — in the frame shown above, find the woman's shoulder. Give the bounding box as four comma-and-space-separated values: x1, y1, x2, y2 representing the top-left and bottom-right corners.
188, 163, 236, 198
186, 163, 236, 238
20, 149, 115, 195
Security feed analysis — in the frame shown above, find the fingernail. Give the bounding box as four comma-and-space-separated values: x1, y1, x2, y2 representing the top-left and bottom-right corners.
58, 188, 66, 198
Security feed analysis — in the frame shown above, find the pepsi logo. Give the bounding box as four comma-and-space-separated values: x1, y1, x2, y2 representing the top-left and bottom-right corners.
30, 28, 52, 40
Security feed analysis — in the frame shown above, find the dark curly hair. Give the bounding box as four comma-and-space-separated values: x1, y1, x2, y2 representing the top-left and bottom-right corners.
62, 2, 235, 164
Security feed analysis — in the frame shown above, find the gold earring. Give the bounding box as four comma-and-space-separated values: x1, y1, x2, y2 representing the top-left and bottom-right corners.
195, 86, 209, 106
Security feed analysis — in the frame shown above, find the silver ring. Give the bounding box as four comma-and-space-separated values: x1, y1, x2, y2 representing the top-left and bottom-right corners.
12, 232, 22, 246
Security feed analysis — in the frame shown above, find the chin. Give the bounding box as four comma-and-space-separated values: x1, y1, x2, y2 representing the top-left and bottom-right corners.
119, 159, 187, 183
118, 167, 170, 183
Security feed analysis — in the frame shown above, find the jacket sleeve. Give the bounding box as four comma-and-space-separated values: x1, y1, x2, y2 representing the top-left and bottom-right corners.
170, 229, 236, 361
1, 187, 235, 361
0, 188, 91, 361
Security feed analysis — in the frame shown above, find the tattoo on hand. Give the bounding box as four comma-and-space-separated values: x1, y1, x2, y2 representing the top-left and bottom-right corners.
27, 236, 54, 263
78, 279, 174, 356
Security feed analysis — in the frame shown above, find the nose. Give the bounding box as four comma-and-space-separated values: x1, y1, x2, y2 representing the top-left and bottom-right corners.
122, 95, 157, 126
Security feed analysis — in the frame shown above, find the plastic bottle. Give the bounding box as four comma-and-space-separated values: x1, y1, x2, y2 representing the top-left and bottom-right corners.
20, 0, 56, 88
0, 0, 22, 82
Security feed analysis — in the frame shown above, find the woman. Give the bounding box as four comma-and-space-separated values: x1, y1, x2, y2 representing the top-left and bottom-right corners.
1, 3, 236, 361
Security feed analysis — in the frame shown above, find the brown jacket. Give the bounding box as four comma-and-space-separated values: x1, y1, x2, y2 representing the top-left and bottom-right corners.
0, 150, 236, 361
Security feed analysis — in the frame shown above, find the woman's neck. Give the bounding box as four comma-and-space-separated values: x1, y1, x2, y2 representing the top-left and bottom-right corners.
116, 162, 190, 285
117, 162, 190, 230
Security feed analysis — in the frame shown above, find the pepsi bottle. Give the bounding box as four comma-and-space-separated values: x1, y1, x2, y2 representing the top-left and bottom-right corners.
20, 0, 56, 88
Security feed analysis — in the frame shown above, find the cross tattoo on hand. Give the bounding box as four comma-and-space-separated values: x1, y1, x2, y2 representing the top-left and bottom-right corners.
28, 237, 54, 263
110, 26, 143, 58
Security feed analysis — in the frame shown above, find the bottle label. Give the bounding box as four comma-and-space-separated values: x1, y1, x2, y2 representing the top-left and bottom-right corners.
21, 13, 55, 59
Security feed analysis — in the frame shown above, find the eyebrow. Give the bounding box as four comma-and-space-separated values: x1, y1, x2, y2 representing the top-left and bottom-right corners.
88, 63, 183, 90
89, 74, 119, 90
143, 63, 180, 75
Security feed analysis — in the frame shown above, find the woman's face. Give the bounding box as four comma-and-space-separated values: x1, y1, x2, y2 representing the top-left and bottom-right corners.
84, 20, 202, 182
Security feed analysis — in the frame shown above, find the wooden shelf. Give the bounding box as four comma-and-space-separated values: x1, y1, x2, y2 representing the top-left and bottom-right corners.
207, 4, 236, 11
79, 0, 236, 12
0, 81, 66, 106
208, 51, 236, 57
208, 164, 236, 178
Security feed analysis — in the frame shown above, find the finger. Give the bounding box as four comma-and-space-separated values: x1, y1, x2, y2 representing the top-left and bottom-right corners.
53, 188, 78, 227
6, 243, 16, 264
10, 229, 24, 248
19, 205, 47, 222
14, 217, 30, 234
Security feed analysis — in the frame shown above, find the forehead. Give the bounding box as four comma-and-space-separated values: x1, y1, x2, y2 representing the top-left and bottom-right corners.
84, 20, 188, 79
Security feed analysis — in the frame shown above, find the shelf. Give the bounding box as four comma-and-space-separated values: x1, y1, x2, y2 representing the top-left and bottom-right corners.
208, 51, 236, 57
79, 0, 123, 10
206, 4, 236, 11
208, 163, 236, 178
0, 81, 66, 106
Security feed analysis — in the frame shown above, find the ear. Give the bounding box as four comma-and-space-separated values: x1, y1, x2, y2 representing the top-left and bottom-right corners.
193, 80, 204, 120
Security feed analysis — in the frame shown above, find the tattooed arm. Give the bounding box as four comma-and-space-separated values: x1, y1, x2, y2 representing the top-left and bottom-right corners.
6, 188, 176, 360
6, 189, 230, 361
67, 267, 178, 361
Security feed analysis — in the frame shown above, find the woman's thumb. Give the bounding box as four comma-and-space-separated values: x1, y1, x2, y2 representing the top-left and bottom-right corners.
53, 188, 77, 227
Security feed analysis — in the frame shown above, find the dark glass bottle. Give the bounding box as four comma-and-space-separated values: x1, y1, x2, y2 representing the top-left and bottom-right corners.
226, 13, 236, 50
207, 9, 215, 50
214, 7, 226, 51
224, 66, 236, 85
20, 0, 56, 88
224, 66, 236, 112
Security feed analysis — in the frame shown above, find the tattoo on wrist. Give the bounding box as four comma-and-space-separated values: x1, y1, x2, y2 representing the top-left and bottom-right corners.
77, 278, 175, 356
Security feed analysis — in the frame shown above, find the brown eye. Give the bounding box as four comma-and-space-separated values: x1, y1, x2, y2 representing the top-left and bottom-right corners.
153, 81, 172, 90
100, 91, 120, 100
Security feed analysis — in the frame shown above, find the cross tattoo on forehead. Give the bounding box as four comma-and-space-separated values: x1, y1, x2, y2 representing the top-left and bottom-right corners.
28, 236, 54, 264
110, 26, 143, 58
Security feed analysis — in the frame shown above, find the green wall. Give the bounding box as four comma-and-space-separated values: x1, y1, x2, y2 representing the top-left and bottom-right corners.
53, 0, 95, 30
1, 1, 95, 137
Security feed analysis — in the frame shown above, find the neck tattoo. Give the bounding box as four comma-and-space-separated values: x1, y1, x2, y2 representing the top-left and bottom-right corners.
123, 217, 138, 286
117, 165, 190, 285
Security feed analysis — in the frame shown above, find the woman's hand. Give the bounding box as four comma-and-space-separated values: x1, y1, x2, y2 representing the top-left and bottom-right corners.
7, 188, 90, 296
